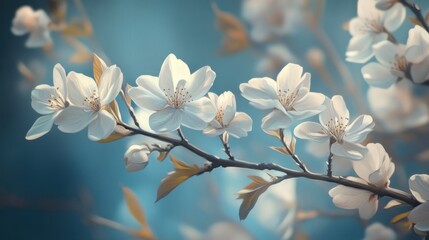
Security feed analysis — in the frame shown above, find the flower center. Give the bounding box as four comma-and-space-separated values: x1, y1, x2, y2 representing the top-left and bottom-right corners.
278, 88, 300, 111
48, 88, 68, 110
83, 90, 101, 112
215, 107, 225, 127
324, 117, 349, 143
163, 84, 193, 109
362, 18, 384, 33
390, 54, 409, 78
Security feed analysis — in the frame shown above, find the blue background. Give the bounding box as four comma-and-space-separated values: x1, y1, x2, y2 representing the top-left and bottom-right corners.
1, 0, 428, 239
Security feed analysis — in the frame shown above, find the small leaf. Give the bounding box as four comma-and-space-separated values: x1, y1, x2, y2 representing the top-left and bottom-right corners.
237, 175, 272, 220
290, 137, 296, 154
222, 132, 229, 144
270, 146, 291, 156
391, 211, 410, 224
70, 50, 91, 64
108, 99, 122, 122
384, 199, 404, 209
17, 62, 37, 84
61, 19, 92, 36
98, 125, 132, 143
264, 129, 282, 140
156, 156, 203, 202
93, 53, 105, 84
408, 16, 421, 26
156, 151, 169, 162
125, 84, 132, 105
122, 187, 148, 227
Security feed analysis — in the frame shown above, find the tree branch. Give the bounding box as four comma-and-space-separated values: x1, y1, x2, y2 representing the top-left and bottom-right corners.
279, 129, 309, 172
219, 135, 235, 160
399, 0, 429, 32
117, 122, 420, 207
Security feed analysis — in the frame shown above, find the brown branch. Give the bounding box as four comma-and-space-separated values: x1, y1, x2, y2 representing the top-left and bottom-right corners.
399, 0, 429, 32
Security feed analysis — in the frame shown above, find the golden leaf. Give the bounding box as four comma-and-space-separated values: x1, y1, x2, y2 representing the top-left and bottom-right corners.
270, 146, 291, 156
409, 16, 421, 26
237, 175, 272, 220
61, 19, 93, 36
264, 129, 282, 140
156, 151, 169, 162
123, 187, 149, 228
391, 211, 410, 224
108, 99, 122, 122
70, 50, 91, 64
125, 84, 133, 105
17, 62, 37, 84
156, 156, 203, 202
93, 53, 106, 84
98, 125, 132, 143
384, 199, 404, 209
212, 3, 249, 54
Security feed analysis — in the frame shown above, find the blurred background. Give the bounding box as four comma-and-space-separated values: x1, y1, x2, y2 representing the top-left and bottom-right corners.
1, 0, 429, 239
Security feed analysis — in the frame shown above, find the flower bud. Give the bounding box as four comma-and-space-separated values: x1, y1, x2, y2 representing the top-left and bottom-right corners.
124, 145, 150, 172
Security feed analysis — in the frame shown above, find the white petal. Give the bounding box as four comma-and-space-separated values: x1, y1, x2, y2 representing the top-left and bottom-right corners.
405, 25, 429, 63
159, 54, 190, 96
362, 62, 396, 88
88, 110, 116, 141
203, 127, 225, 137
331, 141, 367, 160
349, 18, 366, 36
294, 122, 329, 142
409, 203, 429, 231
359, 198, 378, 220
55, 106, 95, 133
186, 66, 215, 99
25, 114, 56, 140
344, 115, 374, 143
26, 29, 51, 48
218, 91, 236, 125
11, 6, 33, 36
227, 112, 252, 138
53, 64, 67, 97
353, 143, 383, 181
182, 97, 216, 130
277, 63, 303, 93
364, 222, 396, 240
98, 65, 123, 106
410, 56, 429, 84
240, 77, 280, 109
383, 2, 406, 32
128, 75, 167, 111
373, 40, 398, 65
261, 109, 292, 131
293, 92, 326, 113
346, 34, 373, 63
207, 92, 218, 109
67, 71, 97, 108
149, 107, 182, 132
320, 95, 349, 126
409, 174, 429, 202
31, 84, 60, 114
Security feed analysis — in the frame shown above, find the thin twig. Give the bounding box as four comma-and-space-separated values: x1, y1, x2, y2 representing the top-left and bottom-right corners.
117, 122, 419, 207
279, 129, 309, 172
119, 90, 140, 128
219, 135, 235, 160
399, 0, 429, 32
327, 138, 335, 177
177, 128, 187, 142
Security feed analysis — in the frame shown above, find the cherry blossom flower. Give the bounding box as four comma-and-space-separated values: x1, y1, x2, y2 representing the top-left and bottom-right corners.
367, 81, 429, 133
405, 26, 429, 84
329, 143, 395, 219
346, 0, 405, 63
203, 91, 252, 138
363, 222, 396, 240
26, 64, 69, 140
240, 63, 326, 131
55, 63, 123, 141
124, 145, 150, 172
242, 0, 303, 42
408, 174, 429, 232
11, 6, 52, 48
294, 96, 374, 160
128, 54, 216, 132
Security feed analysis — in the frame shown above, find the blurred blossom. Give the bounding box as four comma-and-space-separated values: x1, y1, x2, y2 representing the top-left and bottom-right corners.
181, 221, 253, 240
306, 48, 325, 70
11, 6, 52, 48
363, 222, 396, 240
408, 174, 429, 232
346, 0, 405, 63
295, 96, 374, 161
128, 54, 216, 132
367, 81, 429, 133
26, 64, 69, 140
257, 44, 297, 75
240, 63, 325, 131
124, 145, 150, 172
375, 0, 399, 10
329, 143, 394, 219
406, 26, 429, 84
242, 0, 303, 42
204, 91, 252, 138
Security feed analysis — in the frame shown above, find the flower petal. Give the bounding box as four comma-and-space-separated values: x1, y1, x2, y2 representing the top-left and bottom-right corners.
149, 107, 182, 132
31, 84, 60, 114
383, 2, 406, 32
159, 54, 190, 96
55, 106, 95, 133
98, 65, 123, 106
294, 122, 329, 142
331, 141, 367, 160
344, 115, 374, 143
405, 25, 429, 63
240, 77, 280, 109
128, 75, 167, 111
218, 91, 236, 125
182, 97, 216, 130
409, 174, 429, 202
277, 63, 303, 93
25, 114, 56, 140
53, 63, 67, 97
408, 202, 429, 231
67, 71, 97, 108
261, 109, 292, 131
362, 62, 396, 88
227, 112, 252, 138
186, 66, 216, 99
359, 197, 378, 220
88, 110, 116, 141
293, 92, 326, 113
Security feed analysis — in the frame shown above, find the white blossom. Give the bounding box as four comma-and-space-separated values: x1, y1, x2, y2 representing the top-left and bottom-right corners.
295, 95, 374, 160
11, 6, 52, 48
55, 59, 123, 141
203, 91, 252, 138
408, 174, 429, 232
124, 145, 150, 172
405, 25, 429, 84
367, 81, 429, 132
346, 0, 405, 63
26, 64, 69, 140
240, 63, 325, 131
241, 0, 302, 42
363, 222, 396, 240
128, 54, 216, 132
329, 143, 395, 219
257, 44, 297, 75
